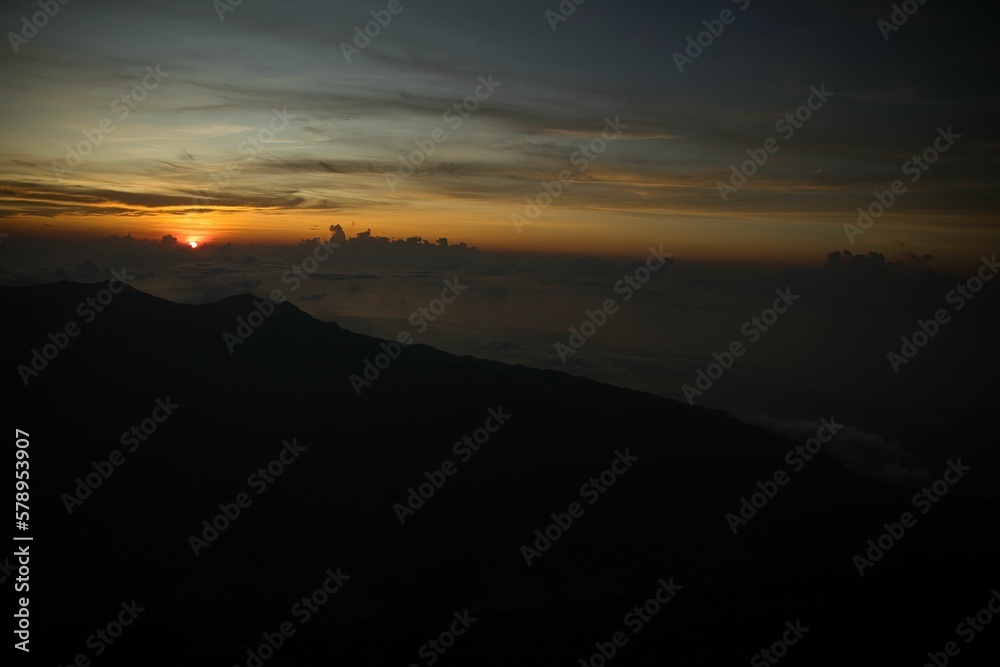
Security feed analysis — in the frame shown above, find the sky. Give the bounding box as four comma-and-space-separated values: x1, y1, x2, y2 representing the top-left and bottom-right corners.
1, 0, 998, 264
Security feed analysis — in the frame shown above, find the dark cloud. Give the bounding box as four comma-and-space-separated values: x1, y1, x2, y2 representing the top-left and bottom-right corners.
901, 252, 935, 266
823, 250, 896, 278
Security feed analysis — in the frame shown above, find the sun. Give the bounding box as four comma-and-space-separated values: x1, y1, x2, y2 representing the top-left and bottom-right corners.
188, 241, 199, 248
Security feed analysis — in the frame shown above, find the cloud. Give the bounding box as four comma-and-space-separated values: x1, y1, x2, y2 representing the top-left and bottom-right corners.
823, 250, 896, 277
735, 413, 932, 488
901, 251, 935, 266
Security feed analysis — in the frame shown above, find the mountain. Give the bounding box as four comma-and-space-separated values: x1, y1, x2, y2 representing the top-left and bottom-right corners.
3, 281, 998, 666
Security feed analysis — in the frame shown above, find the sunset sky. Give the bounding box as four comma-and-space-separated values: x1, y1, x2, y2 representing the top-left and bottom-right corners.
1, 0, 997, 263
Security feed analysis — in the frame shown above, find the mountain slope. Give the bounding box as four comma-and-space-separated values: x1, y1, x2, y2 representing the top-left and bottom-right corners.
3, 281, 998, 666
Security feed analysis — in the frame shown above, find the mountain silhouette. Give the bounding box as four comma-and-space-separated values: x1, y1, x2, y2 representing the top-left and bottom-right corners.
3, 281, 998, 666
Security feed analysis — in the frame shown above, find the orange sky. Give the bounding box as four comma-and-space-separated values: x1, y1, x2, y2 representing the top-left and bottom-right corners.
1, 0, 997, 270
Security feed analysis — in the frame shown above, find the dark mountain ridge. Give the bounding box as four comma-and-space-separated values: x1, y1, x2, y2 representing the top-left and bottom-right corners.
3, 281, 997, 666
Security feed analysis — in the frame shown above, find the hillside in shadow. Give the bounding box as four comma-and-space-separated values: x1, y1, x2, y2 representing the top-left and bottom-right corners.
3, 281, 998, 666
